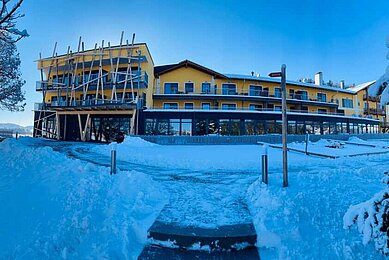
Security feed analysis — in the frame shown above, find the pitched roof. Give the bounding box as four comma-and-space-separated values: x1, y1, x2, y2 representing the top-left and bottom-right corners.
346, 80, 376, 93
154, 60, 228, 79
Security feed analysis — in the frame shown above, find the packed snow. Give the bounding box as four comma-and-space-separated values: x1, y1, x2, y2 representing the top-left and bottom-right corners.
1, 136, 388, 258
0, 138, 168, 259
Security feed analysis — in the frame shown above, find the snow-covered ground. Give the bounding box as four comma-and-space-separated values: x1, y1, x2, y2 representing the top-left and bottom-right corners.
0, 138, 167, 259
0, 136, 388, 258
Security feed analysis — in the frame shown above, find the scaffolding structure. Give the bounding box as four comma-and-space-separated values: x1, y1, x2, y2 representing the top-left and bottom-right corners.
34, 32, 145, 142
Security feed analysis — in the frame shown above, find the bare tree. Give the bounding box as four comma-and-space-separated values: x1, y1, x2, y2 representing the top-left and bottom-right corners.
0, 0, 27, 111
0, 0, 29, 43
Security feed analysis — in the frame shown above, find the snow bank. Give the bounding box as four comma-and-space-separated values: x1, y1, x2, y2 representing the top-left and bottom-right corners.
114, 136, 157, 148
246, 152, 388, 259
0, 138, 167, 259
343, 172, 389, 256
91, 137, 316, 172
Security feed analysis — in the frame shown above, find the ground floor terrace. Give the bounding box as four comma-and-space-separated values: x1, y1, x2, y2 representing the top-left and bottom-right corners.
33, 108, 380, 142
139, 110, 380, 136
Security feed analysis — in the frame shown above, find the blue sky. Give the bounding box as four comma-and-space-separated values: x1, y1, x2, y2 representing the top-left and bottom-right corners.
1, 0, 388, 126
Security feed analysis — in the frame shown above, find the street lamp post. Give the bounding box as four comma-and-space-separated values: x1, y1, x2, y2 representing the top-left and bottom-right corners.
269, 64, 288, 187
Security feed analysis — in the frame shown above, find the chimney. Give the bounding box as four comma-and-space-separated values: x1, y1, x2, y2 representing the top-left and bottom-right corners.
340, 80, 345, 89
314, 72, 323, 86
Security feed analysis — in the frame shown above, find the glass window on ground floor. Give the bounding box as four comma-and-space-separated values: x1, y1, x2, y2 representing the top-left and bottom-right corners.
195, 119, 207, 135
231, 119, 241, 135
288, 121, 297, 134
245, 120, 255, 135
322, 122, 329, 135
208, 119, 218, 134
220, 119, 230, 135
181, 119, 192, 136
296, 121, 305, 134
169, 119, 180, 136
329, 122, 337, 134
145, 118, 193, 136
275, 120, 282, 134
305, 121, 314, 134
255, 120, 266, 135
265, 120, 275, 134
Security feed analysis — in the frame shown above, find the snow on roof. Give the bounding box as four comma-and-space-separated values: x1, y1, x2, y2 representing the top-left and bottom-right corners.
225, 74, 374, 94
347, 80, 376, 93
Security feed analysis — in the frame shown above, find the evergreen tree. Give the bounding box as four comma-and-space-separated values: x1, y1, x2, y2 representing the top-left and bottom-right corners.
0, 38, 25, 111
0, 0, 28, 111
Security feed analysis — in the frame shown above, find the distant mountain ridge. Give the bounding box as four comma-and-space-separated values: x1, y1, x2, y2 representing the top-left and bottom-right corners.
0, 123, 33, 133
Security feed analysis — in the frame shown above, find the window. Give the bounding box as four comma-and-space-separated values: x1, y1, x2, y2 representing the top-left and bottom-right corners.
289, 89, 295, 99
164, 83, 178, 94
181, 119, 192, 136
342, 98, 353, 108
185, 82, 194, 94
222, 83, 237, 95
317, 93, 327, 102
163, 103, 178, 109
249, 104, 263, 111
221, 103, 236, 110
274, 106, 282, 111
261, 88, 269, 97
274, 87, 282, 98
184, 103, 194, 109
249, 85, 262, 96
202, 103, 211, 110
201, 82, 211, 93
318, 108, 327, 114
296, 90, 308, 100
169, 119, 180, 136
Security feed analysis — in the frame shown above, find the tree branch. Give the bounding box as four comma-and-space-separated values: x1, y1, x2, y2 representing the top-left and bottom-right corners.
0, 0, 23, 25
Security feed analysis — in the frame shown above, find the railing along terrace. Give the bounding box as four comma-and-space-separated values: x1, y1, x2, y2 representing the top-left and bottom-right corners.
363, 108, 386, 115
35, 98, 143, 110
363, 94, 379, 102
151, 105, 348, 116
36, 71, 148, 91
156, 88, 336, 104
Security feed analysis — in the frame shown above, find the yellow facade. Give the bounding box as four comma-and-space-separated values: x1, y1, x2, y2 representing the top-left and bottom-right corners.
34, 41, 386, 140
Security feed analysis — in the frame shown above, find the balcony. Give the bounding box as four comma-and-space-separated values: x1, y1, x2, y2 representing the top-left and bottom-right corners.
363, 108, 386, 116
148, 105, 347, 116
34, 97, 143, 111
363, 94, 379, 102
36, 71, 149, 91
154, 88, 338, 107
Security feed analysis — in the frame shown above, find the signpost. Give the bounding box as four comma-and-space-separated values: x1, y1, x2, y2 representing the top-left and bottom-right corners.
269, 65, 288, 187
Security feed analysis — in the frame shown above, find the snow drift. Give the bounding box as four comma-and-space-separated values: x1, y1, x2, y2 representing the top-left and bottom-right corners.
0, 138, 168, 259
343, 172, 389, 256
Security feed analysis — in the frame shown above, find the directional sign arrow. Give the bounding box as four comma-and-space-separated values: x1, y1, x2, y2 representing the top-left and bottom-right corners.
268, 72, 282, 78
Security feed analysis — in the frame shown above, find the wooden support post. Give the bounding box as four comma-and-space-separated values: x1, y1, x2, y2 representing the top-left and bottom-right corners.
65, 46, 71, 106
78, 113, 83, 141
70, 36, 82, 104
83, 43, 98, 103
113, 31, 124, 102
56, 112, 60, 140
